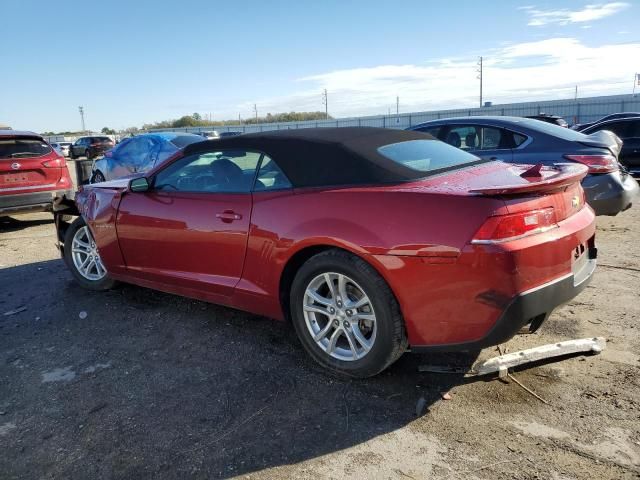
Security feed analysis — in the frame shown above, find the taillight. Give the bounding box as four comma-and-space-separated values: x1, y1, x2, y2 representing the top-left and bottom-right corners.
43, 156, 66, 168
563, 154, 618, 173
472, 208, 558, 244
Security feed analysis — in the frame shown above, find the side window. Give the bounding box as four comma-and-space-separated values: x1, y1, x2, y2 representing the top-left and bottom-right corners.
154, 150, 261, 193
415, 126, 441, 138
478, 127, 503, 149
513, 132, 528, 147
628, 120, 640, 138
445, 126, 478, 150
254, 156, 292, 191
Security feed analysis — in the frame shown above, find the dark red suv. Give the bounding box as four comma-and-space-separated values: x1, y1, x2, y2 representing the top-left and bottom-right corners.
0, 130, 73, 216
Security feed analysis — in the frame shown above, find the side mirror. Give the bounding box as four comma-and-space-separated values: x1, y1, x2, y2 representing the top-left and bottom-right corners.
129, 177, 150, 192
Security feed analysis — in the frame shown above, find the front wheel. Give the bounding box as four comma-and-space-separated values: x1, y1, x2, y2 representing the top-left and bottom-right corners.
63, 217, 116, 291
85, 149, 92, 160
290, 249, 407, 378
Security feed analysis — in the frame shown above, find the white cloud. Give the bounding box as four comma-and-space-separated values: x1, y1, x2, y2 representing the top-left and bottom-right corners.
236, 38, 640, 119
521, 2, 629, 26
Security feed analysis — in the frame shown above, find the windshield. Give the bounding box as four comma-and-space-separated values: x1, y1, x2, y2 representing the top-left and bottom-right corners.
377, 139, 481, 173
0, 138, 52, 159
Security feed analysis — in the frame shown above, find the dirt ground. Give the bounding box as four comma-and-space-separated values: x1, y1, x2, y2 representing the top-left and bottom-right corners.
1, 207, 639, 480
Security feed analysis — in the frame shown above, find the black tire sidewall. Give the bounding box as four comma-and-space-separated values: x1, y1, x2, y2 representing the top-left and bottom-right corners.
290, 251, 403, 378
63, 217, 115, 291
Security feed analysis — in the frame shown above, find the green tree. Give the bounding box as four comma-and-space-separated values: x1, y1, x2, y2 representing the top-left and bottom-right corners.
101, 127, 116, 134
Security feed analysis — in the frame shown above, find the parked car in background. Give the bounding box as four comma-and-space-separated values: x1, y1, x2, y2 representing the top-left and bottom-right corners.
581, 116, 640, 176
571, 112, 640, 131
195, 131, 220, 140
219, 131, 243, 138
0, 130, 72, 215
90, 132, 204, 183
525, 113, 568, 128
69, 136, 114, 160
408, 116, 638, 216
51, 141, 72, 157
55, 127, 597, 377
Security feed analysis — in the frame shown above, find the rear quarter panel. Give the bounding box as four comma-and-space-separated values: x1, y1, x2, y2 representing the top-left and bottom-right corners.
232, 185, 507, 323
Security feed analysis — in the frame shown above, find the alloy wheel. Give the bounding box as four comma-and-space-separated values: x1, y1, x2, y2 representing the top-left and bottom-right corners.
303, 272, 377, 361
71, 226, 106, 281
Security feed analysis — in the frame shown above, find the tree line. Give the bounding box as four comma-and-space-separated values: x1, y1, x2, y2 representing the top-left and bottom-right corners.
42, 111, 333, 136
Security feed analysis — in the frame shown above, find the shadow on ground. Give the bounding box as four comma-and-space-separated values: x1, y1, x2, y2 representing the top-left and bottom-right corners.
1, 259, 479, 479
0, 215, 53, 233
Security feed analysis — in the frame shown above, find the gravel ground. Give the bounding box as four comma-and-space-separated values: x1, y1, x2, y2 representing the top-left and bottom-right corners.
0, 207, 639, 479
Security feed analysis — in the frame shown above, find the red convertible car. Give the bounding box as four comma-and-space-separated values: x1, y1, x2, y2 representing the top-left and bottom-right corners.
54, 128, 597, 377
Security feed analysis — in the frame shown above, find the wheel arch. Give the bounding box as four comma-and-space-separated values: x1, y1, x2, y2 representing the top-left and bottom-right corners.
278, 242, 403, 323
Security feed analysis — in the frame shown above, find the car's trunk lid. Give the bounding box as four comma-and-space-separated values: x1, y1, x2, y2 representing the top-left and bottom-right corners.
466, 162, 588, 223
577, 130, 622, 157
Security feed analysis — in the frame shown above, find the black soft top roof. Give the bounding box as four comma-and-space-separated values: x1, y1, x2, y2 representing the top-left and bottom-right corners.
182, 127, 435, 187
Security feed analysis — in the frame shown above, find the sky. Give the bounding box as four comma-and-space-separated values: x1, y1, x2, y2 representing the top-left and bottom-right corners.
2, 0, 639, 133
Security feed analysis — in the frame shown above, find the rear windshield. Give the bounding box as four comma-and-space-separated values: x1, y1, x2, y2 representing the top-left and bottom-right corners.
377, 139, 481, 173
0, 138, 52, 159
170, 135, 206, 148
518, 118, 588, 141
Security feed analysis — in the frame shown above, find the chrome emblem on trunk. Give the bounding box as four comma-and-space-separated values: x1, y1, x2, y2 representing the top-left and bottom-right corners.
11, 162, 21, 170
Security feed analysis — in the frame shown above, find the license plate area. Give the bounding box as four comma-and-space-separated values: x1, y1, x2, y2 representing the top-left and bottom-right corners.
1, 172, 40, 183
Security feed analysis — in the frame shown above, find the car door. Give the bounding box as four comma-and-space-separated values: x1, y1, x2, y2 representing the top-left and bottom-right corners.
115, 148, 263, 300
442, 124, 514, 162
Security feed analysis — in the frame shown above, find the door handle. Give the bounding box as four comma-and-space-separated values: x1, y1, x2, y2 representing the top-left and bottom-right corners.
216, 210, 242, 223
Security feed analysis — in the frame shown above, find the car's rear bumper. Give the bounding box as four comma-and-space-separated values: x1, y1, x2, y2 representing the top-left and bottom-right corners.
0, 190, 73, 215
410, 250, 597, 352
583, 171, 639, 216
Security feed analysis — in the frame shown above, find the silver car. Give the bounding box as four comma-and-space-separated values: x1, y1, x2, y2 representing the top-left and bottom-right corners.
51, 141, 72, 157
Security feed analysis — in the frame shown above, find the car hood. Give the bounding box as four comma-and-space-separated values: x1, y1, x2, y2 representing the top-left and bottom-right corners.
86, 173, 143, 191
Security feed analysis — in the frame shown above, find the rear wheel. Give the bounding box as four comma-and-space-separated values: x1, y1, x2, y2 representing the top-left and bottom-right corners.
63, 217, 116, 291
290, 249, 407, 378
69, 149, 75, 160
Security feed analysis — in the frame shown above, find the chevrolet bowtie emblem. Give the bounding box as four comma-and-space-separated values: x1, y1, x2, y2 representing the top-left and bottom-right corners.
572, 196, 580, 208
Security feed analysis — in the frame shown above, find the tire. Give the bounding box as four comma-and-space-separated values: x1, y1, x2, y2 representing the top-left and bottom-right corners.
63, 217, 116, 291
290, 249, 407, 378
91, 171, 105, 184
85, 149, 92, 160
69, 149, 75, 160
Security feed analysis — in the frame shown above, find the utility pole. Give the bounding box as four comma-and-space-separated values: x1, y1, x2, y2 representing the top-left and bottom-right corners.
78, 106, 85, 132
396, 96, 399, 115
634, 73, 638, 97
238, 113, 242, 124
574, 85, 578, 100
253, 104, 258, 124
477, 57, 483, 108
321, 89, 328, 119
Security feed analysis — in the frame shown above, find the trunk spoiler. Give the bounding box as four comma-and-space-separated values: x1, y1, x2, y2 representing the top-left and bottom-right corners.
578, 130, 622, 157
469, 163, 588, 196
